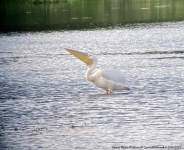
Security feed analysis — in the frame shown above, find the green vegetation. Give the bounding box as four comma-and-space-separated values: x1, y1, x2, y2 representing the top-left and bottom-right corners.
0, 0, 62, 3
1, 0, 184, 32
1, 0, 28, 3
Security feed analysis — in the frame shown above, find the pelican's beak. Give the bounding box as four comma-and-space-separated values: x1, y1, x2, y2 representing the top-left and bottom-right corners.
65, 48, 93, 66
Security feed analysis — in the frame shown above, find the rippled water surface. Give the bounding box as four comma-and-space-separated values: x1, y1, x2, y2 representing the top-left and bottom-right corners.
0, 21, 184, 149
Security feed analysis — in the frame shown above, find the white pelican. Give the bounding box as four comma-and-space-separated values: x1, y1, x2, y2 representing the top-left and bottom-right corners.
65, 48, 130, 94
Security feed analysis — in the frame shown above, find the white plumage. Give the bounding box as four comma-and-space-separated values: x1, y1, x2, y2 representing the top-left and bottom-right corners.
65, 48, 130, 94
85, 54, 130, 94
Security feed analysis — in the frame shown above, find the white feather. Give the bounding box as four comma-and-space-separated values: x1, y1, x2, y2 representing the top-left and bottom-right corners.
85, 55, 130, 93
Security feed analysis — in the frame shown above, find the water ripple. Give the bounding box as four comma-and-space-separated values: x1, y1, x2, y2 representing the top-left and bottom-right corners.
0, 21, 184, 149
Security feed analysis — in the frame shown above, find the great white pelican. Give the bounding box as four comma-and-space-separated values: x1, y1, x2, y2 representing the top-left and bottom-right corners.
65, 48, 130, 94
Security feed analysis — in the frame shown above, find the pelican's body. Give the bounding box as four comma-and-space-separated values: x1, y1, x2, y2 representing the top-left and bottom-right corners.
65, 48, 130, 94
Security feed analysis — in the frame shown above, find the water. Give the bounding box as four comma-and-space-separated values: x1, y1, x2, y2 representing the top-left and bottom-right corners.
1, 0, 184, 150
1, 21, 184, 149
1, 0, 184, 31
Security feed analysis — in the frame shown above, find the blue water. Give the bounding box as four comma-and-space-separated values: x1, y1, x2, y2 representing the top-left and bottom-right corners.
0, 22, 184, 149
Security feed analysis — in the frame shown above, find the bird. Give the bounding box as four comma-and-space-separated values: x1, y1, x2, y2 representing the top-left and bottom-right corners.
65, 48, 130, 94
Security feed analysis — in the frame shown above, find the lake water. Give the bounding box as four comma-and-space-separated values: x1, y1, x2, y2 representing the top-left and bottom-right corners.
0, 0, 184, 150
1, 0, 184, 31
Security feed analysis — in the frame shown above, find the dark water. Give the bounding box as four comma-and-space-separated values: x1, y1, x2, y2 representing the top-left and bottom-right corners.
1, 0, 184, 31
1, 0, 184, 150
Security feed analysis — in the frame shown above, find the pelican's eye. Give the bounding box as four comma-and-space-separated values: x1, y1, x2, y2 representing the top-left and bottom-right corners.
88, 53, 92, 57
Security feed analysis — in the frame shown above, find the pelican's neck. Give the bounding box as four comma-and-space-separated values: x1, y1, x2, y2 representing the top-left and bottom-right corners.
85, 58, 98, 82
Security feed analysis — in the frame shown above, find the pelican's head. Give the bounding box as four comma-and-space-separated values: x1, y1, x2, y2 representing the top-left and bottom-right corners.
65, 48, 94, 66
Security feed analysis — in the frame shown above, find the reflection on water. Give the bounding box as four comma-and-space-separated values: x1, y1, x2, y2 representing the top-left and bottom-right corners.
0, 21, 184, 149
1, 0, 184, 31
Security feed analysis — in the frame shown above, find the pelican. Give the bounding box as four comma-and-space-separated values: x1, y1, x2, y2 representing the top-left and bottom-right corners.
65, 48, 130, 94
